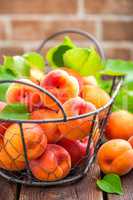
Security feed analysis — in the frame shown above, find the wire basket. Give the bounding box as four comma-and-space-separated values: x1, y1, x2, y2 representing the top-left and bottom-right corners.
0, 30, 123, 187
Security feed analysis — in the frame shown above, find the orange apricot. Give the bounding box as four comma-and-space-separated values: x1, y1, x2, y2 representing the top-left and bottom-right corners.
4, 123, 47, 162
105, 110, 133, 140
81, 85, 110, 118
30, 144, 71, 181
0, 138, 25, 171
58, 97, 97, 140
97, 139, 133, 176
31, 108, 63, 143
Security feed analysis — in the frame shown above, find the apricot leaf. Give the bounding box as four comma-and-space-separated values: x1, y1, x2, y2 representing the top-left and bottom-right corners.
0, 67, 17, 101
63, 47, 103, 76
46, 36, 75, 68
0, 103, 29, 120
4, 56, 30, 78
23, 52, 45, 71
97, 174, 124, 195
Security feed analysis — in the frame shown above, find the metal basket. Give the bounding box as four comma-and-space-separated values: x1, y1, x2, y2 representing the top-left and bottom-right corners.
0, 30, 123, 187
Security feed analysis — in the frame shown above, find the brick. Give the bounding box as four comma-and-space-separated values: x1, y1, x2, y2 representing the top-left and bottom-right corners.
0, 47, 24, 63
102, 21, 133, 41
105, 48, 131, 60
0, 21, 6, 40
10, 20, 96, 41
85, 0, 133, 15
0, 0, 77, 14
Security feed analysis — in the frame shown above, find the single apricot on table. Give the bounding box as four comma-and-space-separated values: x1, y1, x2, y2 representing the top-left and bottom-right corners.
105, 110, 133, 140
30, 144, 71, 181
4, 123, 47, 162
97, 139, 133, 176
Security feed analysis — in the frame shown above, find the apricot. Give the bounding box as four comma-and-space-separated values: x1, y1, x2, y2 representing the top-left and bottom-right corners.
0, 101, 11, 138
0, 138, 25, 171
4, 123, 47, 162
30, 144, 71, 181
40, 69, 79, 111
128, 136, 133, 148
31, 108, 63, 143
6, 79, 44, 112
105, 110, 133, 140
81, 85, 110, 118
97, 139, 133, 175
61, 67, 84, 92
58, 137, 94, 167
58, 97, 97, 140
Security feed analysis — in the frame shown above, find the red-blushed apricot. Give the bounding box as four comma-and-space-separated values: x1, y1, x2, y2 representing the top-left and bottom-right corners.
31, 108, 63, 143
30, 144, 71, 181
58, 97, 97, 140
0, 101, 11, 138
61, 67, 84, 92
40, 69, 79, 111
0, 138, 25, 171
97, 139, 133, 176
4, 123, 47, 162
105, 110, 133, 140
81, 85, 110, 118
6, 79, 44, 112
58, 137, 94, 167
128, 136, 133, 148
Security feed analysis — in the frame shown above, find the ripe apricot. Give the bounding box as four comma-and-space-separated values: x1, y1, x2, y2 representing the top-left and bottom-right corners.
128, 136, 133, 148
30, 144, 71, 181
31, 108, 63, 143
4, 123, 47, 162
105, 110, 133, 140
0, 138, 25, 171
97, 139, 133, 176
81, 85, 110, 118
40, 69, 79, 111
58, 97, 97, 140
6, 79, 44, 112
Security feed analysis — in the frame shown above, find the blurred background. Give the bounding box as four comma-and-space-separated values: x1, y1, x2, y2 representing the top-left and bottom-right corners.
0, 0, 133, 62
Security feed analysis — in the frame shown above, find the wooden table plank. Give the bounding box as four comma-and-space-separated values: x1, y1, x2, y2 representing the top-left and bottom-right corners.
108, 170, 133, 200
0, 177, 17, 200
19, 163, 103, 200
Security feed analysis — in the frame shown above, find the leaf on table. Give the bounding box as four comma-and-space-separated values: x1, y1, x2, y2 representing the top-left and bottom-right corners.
96, 173, 124, 195
0, 103, 30, 120
46, 36, 76, 68
23, 52, 45, 71
63, 47, 103, 76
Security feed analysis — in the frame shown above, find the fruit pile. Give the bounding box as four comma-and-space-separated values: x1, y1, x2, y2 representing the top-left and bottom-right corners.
0, 65, 111, 181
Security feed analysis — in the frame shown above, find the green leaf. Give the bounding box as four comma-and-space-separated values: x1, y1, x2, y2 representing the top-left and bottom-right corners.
4, 56, 30, 78
97, 174, 124, 195
46, 36, 76, 68
101, 59, 133, 84
63, 47, 103, 76
0, 67, 17, 101
23, 52, 45, 71
0, 103, 29, 120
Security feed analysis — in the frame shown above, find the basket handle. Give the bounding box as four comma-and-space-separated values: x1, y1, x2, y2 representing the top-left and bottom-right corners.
36, 29, 105, 60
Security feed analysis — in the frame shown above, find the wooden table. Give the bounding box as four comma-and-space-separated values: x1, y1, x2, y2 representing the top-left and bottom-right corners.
1, 163, 133, 200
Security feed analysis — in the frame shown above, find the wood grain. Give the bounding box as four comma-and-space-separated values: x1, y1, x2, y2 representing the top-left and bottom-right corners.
19, 163, 103, 200
108, 170, 133, 200
0, 177, 17, 200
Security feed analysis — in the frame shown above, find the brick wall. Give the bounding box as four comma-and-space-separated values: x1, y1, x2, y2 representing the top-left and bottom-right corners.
0, 0, 133, 62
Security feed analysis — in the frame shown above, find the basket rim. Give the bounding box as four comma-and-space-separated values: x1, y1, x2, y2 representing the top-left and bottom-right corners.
0, 77, 123, 123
